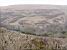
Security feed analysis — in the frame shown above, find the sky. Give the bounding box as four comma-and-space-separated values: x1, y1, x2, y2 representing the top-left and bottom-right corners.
0, 0, 67, 6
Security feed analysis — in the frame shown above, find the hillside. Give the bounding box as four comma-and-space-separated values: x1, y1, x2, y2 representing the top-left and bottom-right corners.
0, 27, 67, 50
0, 5, 67, 50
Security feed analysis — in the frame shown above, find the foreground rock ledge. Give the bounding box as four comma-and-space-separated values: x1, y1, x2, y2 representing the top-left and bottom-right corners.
0, 27, 67, 50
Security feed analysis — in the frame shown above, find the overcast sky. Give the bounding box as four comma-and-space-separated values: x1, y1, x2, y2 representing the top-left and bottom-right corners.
0, 0, 67, 6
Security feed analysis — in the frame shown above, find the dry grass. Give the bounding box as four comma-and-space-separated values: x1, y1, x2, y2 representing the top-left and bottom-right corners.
0, 27, 67, 50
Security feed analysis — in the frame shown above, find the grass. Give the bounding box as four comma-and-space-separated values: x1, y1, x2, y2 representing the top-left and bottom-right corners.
0, 27, 67, 50
30, 38, 63, 50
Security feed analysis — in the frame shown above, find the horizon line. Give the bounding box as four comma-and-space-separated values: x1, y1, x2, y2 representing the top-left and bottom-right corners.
0, 4, 67, 7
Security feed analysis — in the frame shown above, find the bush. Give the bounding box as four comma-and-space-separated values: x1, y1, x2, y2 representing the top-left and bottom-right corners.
61, 31, 66, 34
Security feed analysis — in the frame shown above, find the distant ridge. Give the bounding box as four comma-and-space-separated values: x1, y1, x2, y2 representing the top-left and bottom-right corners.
1, 4, 67, 10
